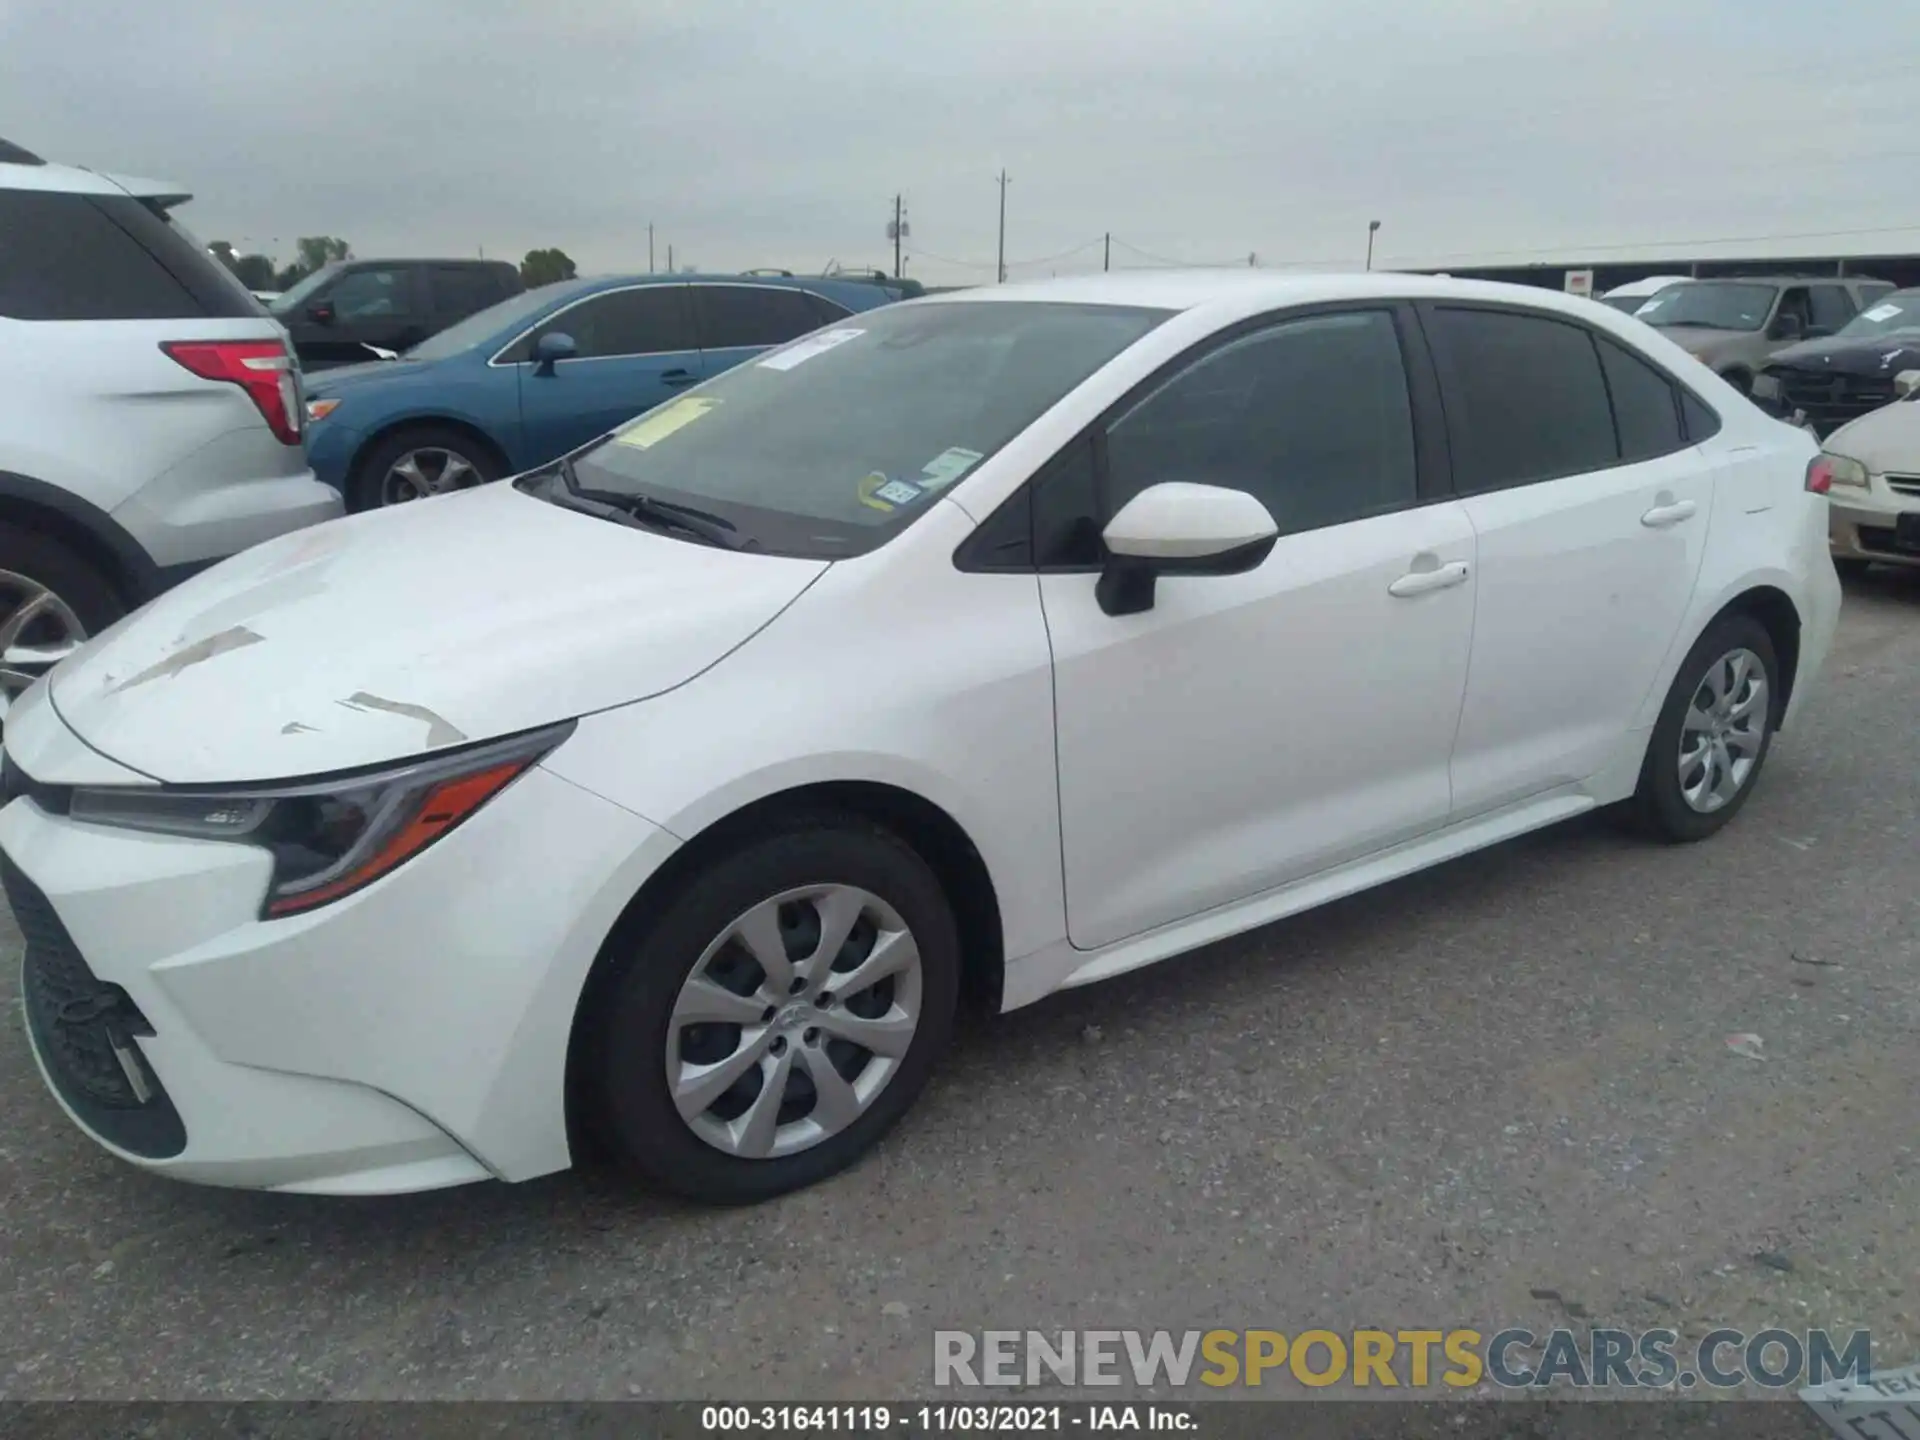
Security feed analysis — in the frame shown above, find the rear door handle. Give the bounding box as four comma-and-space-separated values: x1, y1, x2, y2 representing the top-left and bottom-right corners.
1388, 560, 1470, 598
661, 368, 697, 388
1641, 499, 1697, 528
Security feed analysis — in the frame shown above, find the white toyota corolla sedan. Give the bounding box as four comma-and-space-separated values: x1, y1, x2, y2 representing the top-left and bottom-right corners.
0, 272, 1840, 1203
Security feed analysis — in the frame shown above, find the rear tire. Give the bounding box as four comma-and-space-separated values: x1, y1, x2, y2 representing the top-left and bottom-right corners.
584, 814, 960, 1204
1623, 613, 1779, 843
0, 521, 126, 717
348, 424, 501, 513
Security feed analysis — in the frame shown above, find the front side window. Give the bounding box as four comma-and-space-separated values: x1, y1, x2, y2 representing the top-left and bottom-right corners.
547, 300, 1169, 557
1635, 282, 1778, 332
430, 266, 503, 318
519, 286, 696, 360
330, 267, 413, 319
695, 285, 831, 349
1424, 307, 1617, 492
1104, 310, 1418, 536
1808, 285, 1857, 334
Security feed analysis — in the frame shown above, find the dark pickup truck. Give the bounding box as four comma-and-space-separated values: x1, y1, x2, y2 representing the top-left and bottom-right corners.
269, 258, 524, 371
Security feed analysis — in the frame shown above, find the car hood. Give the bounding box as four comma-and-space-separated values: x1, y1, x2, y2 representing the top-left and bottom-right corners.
49, 484, 828, 784
1827, 400, 1920, 474
303, 358, 437, 394
1766, 333, 1920, 377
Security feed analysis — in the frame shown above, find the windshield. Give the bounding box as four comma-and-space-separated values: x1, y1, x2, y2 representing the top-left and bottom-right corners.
545, 300, 1170, 558
405, 285, 575, 361
1834, 291, 1920, 340
1634, 282, 1776, 332
268, 264, 342, 315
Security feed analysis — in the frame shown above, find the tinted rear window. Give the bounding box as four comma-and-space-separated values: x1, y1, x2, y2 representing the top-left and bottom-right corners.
1424, 306, 1618, 491
1596, 336, 1685, 461
0, 191, 257, 321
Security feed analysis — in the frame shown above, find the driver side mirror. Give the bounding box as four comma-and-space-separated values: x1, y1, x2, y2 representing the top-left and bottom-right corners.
532, 330, 577, 375
1095, 482, 1279, 617
307, 300, 335, 325
1771, 313, 1805, 342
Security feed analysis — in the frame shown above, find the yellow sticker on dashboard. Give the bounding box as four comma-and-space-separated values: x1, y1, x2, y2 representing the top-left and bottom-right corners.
612, 397, 720, 449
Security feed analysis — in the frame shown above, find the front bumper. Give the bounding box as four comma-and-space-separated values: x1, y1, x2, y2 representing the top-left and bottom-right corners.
1829, 487, 1920, 567
0, 719, 674, 1194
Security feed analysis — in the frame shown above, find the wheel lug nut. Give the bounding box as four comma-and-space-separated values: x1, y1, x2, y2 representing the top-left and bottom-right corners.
819, 992, 835, 1007
788, 977, 807, 996
804, 1027, 821, 1045
770, 1036, 788, 1055
760, 1006, 777, 1023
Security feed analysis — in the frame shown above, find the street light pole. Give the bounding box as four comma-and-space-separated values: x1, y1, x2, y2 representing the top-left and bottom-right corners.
996, 169, 1010, 283
1366, 219, 1382, 271
649, 224, 655, 274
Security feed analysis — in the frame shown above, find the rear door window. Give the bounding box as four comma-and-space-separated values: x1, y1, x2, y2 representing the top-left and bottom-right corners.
0, 191, 257, 320
694, 285, 829, 349
1422, 306, 1618, 491
429, 266, 504, 319
1595, 336, 1686, 462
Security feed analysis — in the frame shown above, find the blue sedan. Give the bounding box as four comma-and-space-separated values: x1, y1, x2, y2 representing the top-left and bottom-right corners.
302, 274, 904, 510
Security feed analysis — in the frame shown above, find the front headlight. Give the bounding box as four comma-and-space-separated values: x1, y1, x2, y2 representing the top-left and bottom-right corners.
68, 722, 573, 917
1819, 452, 1871, 489
305, 397, 341, 424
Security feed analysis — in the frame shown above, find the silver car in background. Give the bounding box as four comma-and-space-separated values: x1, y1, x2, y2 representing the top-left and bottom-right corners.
0, 137, 342, 716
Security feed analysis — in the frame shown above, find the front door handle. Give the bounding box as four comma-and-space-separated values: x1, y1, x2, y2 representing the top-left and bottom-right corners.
1388, 560, 1470, 598
660, 368, 697, 388
1641, 499, 1697, 528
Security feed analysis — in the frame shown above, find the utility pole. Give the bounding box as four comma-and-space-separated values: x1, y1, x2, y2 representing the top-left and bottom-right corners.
996, 169, 1010, 283
649, 224, 655, 274
887, 194, 909, 279
668, 244, 674, 274
1104, 232, 1110, 272
1366, 219, 1381, 271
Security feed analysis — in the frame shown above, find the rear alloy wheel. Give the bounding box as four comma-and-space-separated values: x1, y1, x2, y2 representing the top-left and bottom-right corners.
350, 425, 500, 512
1625, 613, 1779, 842
0, 524, 124, 722
588, 817, 959, 1203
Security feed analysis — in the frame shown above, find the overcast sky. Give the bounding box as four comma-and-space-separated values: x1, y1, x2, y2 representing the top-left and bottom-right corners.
4, 0, 1917, 284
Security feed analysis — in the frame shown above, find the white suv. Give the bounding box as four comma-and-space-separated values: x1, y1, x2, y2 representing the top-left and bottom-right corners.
0, 137, 341, 716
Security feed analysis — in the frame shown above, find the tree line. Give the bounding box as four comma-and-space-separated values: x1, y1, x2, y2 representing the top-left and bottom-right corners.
206, 238, 579, 292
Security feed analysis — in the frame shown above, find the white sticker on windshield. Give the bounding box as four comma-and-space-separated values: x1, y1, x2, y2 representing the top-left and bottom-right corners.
874, 479, 923, 506
1862, 303, 1902, 323
918, 446, 985, 492
758, 328, 865, 371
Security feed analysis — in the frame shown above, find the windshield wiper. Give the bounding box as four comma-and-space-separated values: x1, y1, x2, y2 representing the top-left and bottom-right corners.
552, 456, 746, 550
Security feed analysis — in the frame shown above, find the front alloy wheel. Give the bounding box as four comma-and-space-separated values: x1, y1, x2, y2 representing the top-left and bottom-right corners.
588, 817, 959, 1203
668, 885, 923, 1160
381, 446, 481, 505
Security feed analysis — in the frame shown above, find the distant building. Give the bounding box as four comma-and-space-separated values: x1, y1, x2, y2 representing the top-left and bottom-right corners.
1409, 247, 1920, 293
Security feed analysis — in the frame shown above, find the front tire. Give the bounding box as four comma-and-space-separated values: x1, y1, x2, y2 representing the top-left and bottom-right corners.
348, 424, 500, 513
1625, 613, 1779, 842
586, 815, 960, 1204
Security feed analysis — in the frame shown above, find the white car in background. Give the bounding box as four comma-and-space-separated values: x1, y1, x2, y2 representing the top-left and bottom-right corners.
0, 272, 1840, 1204
1817, 368, 1920, 574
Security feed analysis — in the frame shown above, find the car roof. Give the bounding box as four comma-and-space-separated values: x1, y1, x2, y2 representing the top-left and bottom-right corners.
918, 269, 1694, 323
0, 153, 192, 205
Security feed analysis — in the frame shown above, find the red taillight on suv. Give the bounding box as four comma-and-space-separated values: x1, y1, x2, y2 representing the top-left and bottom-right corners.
1805, 455, 1834, 494
160, 340, 301, 445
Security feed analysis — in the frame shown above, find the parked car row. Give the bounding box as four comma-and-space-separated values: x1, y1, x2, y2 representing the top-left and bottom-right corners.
302, 274, 901, 511
1629, 274, 1895, 396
